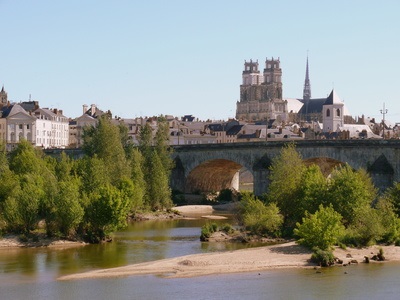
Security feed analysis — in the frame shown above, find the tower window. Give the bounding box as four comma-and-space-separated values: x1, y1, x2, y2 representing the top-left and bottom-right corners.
336, 109, 340, 117
326, 109, 330, 117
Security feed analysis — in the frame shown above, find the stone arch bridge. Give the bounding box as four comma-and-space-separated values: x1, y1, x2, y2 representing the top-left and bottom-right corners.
171, 140, 400, 196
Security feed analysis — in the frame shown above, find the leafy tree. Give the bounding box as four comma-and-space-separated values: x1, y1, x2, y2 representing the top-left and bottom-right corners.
3, 174, 45, 233
267, 143, 305, 230
342, 206, 385, 247
146, 150, 173, 210
0, 143, 18, 205
375, 195, 400, 243
82, 116, 130, 185
155, 116, 174, 176
297, 164, 327, 215
382, 182, 400, 217
9, 139, 45, 175
138, 122, 153, 155
239, 192, 283, 237
326, 165, 377, 225
126, 148, 146, 210
294, 204, 345, 251
48, 179, 84, 237
54, 152, 75, 182
84, 184, 131, 242
76, 156, 110, 195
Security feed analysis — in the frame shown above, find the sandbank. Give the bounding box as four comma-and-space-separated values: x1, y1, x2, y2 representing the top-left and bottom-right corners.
174, 205, 214, 214
0, 235, 87, 249
58, 241, 400, 281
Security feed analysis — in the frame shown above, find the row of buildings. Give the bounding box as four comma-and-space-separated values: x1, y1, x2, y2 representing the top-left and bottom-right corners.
0, 56, 394, 150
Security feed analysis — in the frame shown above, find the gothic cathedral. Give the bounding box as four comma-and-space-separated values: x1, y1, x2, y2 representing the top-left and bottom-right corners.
235, 58, 288, 123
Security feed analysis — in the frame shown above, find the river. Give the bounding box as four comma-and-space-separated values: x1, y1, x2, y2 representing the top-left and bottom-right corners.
1, 214, 400, 299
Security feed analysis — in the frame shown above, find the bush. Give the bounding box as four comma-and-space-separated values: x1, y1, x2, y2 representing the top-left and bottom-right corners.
310, 248, 335, 267
240, 193, 283, 237
200, 223, 218, 241
221, 223, 234, 234
294, 204, 345, 250
341, 207, 385, 247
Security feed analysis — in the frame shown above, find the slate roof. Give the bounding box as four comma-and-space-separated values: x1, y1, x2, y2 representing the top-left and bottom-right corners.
298, 98, 327, 115
226, 125, 243, 135
325, 89, 343, 105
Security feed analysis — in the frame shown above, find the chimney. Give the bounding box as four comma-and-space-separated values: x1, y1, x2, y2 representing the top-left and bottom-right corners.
91, 104, 96, 116
83, 104, 88, 114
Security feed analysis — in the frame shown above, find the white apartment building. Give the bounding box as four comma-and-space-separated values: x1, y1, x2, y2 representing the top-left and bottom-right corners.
33, 108, 69, 148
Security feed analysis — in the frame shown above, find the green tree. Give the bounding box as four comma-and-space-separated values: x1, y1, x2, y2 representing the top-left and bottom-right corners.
297, 164, 327, 215
54, 152, 75, 182
3, 174, 45, 233
382, 182, 400, 217
49, 179, 84, 237
76, 156, 110, 195
138, 122, 153, 155
343, 206, 386, 247
126, 147, 145, 210
0, 143, 18, 204
155, 116, 174, 176
267, 143, 305, 230
82, 116, 130, 185
9, 139, 45, 175
326, 165, 377, 225
294, 204, 345, 251
84, 184, 131, 242
240, 192, 283, 237
374, 196, 400, 244
147, 150, 172, 210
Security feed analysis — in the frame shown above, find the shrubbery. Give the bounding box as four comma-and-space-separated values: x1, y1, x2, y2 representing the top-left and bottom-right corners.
200, 223, 218, 241
239, 192, 283, 237
310, 248, 335, 267
294, 204, 345, 251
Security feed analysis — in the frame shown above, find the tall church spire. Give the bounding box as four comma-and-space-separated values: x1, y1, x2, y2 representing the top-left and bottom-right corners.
303, 55, 311, 101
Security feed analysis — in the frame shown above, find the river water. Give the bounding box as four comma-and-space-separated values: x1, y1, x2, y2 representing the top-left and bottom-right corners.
1, 214, 400, 299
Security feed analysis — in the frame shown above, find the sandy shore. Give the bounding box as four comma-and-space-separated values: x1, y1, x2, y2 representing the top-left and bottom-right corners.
0, 235, 87, 249
58, 241, 400, 281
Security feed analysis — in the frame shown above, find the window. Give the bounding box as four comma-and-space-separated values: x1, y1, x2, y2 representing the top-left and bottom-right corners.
336, 109, 340, 117
19, 124, 22, 130
27, 124, 30, 129
326, 109, 330, 117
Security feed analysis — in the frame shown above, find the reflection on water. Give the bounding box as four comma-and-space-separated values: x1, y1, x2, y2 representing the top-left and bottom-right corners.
0, 213, 250, 282
1, 213, 400, 300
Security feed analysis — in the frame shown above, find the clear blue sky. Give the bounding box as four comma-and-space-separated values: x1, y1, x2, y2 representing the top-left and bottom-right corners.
1, 0, 399, 122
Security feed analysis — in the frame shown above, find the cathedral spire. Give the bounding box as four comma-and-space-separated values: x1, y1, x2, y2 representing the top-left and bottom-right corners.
303, 55, 311, 101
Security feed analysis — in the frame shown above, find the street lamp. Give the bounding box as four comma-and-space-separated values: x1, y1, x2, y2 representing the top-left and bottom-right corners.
380, 103, 388, 139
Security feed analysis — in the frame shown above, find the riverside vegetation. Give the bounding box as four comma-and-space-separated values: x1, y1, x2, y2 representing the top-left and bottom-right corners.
0, 115, 174, 243
222, 143, 400, 267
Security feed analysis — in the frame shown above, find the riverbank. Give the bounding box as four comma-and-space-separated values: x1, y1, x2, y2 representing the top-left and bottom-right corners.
58, 241, 400, 281
0, 234, 87, 249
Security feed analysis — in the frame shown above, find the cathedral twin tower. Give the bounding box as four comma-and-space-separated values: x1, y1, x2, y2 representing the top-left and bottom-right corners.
236, 57, 288, 122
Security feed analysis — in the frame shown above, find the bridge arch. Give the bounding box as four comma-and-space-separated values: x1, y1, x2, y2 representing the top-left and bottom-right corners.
171, 147, 260, 194
184, 159, 253, 193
